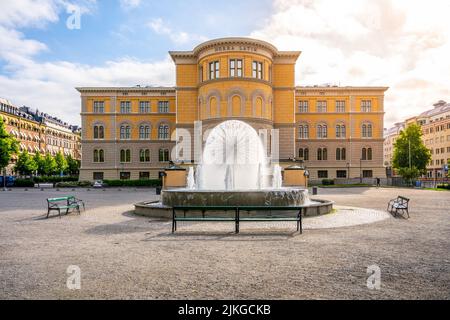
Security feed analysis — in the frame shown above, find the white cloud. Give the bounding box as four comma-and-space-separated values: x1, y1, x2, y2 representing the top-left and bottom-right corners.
251, 0, 450, 127
0, 0, 172, 126
119, 0, 141, 10
0, 57, 175, 125
148, 18, 208, 45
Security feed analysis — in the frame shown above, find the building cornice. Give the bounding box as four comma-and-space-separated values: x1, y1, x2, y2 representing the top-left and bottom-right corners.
169, 37, 301, 64
296, 86, 389, 94
76, 87, 176, 93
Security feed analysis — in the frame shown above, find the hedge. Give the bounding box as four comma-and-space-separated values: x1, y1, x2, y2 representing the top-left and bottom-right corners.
55, 181, 92, 188
103, 179, 162, 187
437, 184, 450, 190
33, 176, 78, 183
321, 179, 335, 186
14, 179, 35, 188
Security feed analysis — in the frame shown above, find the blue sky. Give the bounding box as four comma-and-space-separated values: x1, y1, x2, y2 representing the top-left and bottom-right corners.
24, 0, 274, 65
0, 0, 449, 127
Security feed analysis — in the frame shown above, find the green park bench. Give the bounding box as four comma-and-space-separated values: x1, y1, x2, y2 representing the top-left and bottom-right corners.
46, 196, 85, 219
172, 206, 303, 234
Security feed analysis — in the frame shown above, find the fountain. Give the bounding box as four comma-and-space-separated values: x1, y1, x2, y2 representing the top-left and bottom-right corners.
187, 167, 196, 190
135, 120, 333, 217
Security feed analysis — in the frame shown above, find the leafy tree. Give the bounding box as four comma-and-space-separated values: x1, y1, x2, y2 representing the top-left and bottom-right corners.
0, 118, 18, 185
55, 151, 68, 175
33, 152, 45, 175
392, 123, 431, 183
42, 153, 57, 176
14, 150, 37, 176
66, 154, 80, 176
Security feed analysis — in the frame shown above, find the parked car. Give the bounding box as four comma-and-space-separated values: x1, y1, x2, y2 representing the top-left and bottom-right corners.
92, 180, 104, 188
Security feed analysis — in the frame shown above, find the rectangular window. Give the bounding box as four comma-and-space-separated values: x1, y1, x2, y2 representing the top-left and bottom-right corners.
139, 172, 150, 180
199, 66, 203, 82
139, 101, 150, 113
93, 172, 104, 180
361, 100, 372, 112
229, 59, 243, 77
299, 101, 309, 113
209, 61, 220, 80
120, 101, 131, 114
336, 170, 347, 178
120, 172, 131, 180
318, 170, 328, 178
336, 100, 345, 113
158, 101, 169, 113
93, 101, 104, 113
252, 61, 263, 79
317, 101, 327, 113
363, 170, 373, 178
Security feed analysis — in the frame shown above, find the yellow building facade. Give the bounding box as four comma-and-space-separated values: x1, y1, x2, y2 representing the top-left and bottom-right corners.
1, 98, 81, 175
78, 38, 388, 182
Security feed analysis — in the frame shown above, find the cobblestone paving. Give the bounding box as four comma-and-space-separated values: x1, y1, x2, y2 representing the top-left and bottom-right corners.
0, 187, 449, 299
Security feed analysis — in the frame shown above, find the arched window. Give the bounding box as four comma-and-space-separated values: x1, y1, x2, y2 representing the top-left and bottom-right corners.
336, 124, 346, 138
362, 148, 367, 160
120, 149, 131, 163
336, 148, 346, 161
299, 125, 309, 139
94, 125, 104, 139
298, 148, 309, 160
140, 149, 150, 162
362, 123, 373, 138
317, 148, 327, 161
139, 125, 151, 140
367, 147, 373, 160
159, 148, 170, 162
93, 149, 104, 163
158, 124, 169, 140
120, 125, 131, 140
317, 124, 327, 139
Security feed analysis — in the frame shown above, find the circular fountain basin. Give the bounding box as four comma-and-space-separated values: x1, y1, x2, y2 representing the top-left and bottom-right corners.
162, 188, 307, 207
134, 188, 334, 219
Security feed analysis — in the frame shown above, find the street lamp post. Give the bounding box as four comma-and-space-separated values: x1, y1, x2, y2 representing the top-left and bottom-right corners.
360, 158, 363, 184
346, 162, 350, 181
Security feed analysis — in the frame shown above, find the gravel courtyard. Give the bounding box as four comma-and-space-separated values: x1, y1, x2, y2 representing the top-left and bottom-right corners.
0, 187, 449, 300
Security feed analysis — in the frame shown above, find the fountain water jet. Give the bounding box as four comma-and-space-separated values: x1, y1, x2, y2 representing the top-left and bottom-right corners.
200, 120, 269, 190
187, 167, 196, 190
161, 120, 313, 207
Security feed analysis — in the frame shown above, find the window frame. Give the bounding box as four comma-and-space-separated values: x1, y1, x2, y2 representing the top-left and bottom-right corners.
252, 61, 263, 79
120, 101, 131, 114
229, 59, 243, 77
139, 101, 151, 113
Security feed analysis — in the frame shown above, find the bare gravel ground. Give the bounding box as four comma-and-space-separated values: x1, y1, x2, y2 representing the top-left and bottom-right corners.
0, 187, 449, 300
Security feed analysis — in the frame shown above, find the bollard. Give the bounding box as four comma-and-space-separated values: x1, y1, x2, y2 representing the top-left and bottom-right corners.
156, 186, 162, 195
312, 186, 318, 195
